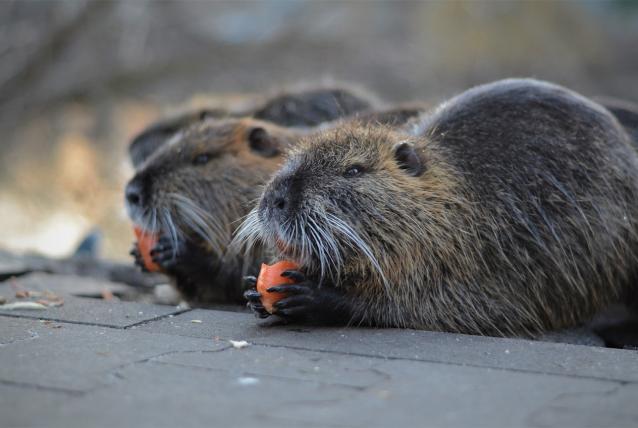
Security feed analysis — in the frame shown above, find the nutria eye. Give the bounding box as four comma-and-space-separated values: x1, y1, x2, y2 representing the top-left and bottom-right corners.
192, 153, 212, 165
344, 165, 365, 178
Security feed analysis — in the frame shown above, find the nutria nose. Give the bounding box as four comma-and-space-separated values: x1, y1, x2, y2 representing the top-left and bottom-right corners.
125, 180, 143, 206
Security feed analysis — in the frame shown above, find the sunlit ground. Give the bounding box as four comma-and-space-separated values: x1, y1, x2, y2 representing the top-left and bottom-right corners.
0, 101, 157, 260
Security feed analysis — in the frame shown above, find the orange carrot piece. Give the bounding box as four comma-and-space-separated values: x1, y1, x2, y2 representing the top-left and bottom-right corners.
256, 261, 300, 313
133, 226, 161, 272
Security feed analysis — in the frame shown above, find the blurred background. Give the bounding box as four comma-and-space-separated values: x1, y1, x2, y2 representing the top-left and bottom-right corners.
1, 0, 637, 261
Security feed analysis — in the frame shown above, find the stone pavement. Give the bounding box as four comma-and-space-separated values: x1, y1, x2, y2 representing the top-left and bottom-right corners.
1, 289, 637, 428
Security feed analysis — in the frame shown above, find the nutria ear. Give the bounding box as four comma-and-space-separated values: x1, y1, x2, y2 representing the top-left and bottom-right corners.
393, 142, 425, 177
248, 127, 280, 158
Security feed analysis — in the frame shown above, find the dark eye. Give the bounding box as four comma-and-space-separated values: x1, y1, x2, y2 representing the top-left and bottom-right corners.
344, 165, 365, 178
192, 153, 212, 165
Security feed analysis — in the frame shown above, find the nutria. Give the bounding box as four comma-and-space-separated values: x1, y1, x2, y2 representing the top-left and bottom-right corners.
238, 78, 638, 336
126, 104, 426, 306
127, 117, 299, 304
128, 86, 378, 169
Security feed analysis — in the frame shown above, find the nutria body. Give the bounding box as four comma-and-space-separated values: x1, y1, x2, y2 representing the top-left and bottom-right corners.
126, 104, 425, 306
239, 78, 638, 336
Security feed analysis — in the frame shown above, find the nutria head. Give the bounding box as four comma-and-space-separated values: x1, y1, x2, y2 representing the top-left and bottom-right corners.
236, 124, 467, 290
125, 117, 300, 263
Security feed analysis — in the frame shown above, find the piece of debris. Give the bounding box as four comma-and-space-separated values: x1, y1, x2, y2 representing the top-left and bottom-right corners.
0, 302, 48, 311
15, 290, 29, 298
0, 296, 6, 305
101, 289, 115, 301
237, 376, 259, 386
36, 298, 64, 308
190, 319, 202, 324
229, 340, 250, 349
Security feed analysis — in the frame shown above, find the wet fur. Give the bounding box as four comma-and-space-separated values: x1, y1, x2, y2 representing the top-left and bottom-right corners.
237, 79, 638, 336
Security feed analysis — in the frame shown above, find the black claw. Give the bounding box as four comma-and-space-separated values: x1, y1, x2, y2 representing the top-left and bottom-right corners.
266, 284, 311, 295
245, 297, 270, 318
281, 270, 305, 282
243, 288, 262, 303
244, 275, 257, 287
273, 295, 313, 309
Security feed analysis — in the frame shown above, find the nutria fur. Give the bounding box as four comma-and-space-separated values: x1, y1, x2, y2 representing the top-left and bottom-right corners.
126, 104, 425, 306
238, 78, 638, 336
129, 108, 231, 169
128, 86, 377, 169
253, 87, 376, 127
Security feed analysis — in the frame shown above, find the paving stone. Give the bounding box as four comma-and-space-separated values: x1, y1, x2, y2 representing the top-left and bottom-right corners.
539, 327, 605, 347
2, 344, 632, 428
0, 296, 185, 328
137, 309, 638, 383
0, 317, 225, 392
525, 382, 638, 428
155, 345, 388, 388
0, 384, 73, 428
0, 316, 42, 346
133, 308, 264, 339
2, 305, 637, 427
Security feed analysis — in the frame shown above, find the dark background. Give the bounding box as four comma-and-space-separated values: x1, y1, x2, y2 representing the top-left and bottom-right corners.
1, 0, 637, 259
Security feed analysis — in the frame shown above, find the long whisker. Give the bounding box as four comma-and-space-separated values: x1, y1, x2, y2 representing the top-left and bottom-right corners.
325, 213, 391, 295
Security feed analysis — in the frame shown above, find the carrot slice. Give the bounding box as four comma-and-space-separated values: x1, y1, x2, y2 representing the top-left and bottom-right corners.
256, 261, 300, 313
133, 226, 161, 272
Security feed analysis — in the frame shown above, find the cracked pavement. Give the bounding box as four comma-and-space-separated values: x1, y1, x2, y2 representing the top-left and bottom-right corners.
1, 295, 637, 427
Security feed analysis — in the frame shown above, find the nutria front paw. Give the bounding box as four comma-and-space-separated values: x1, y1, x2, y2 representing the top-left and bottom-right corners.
269, 271, 351, 325
150, 236, 184, 271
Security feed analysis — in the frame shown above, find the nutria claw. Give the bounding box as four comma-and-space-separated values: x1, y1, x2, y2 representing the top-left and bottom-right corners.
266, 284, 311, 294
243, 275, 257, 287
243, 288, 270, 318
280, 270, 306, 282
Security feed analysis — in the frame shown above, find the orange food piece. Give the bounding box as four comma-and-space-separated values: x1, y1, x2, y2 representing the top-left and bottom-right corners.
133, 226, 161, 272
256, 261, 300, 313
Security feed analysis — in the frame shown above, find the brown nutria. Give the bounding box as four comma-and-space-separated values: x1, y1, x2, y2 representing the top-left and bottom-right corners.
238, 78, 638, 337
126, 104, 426, 306
126, 117, 299, 304
128, 86, 378, 169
